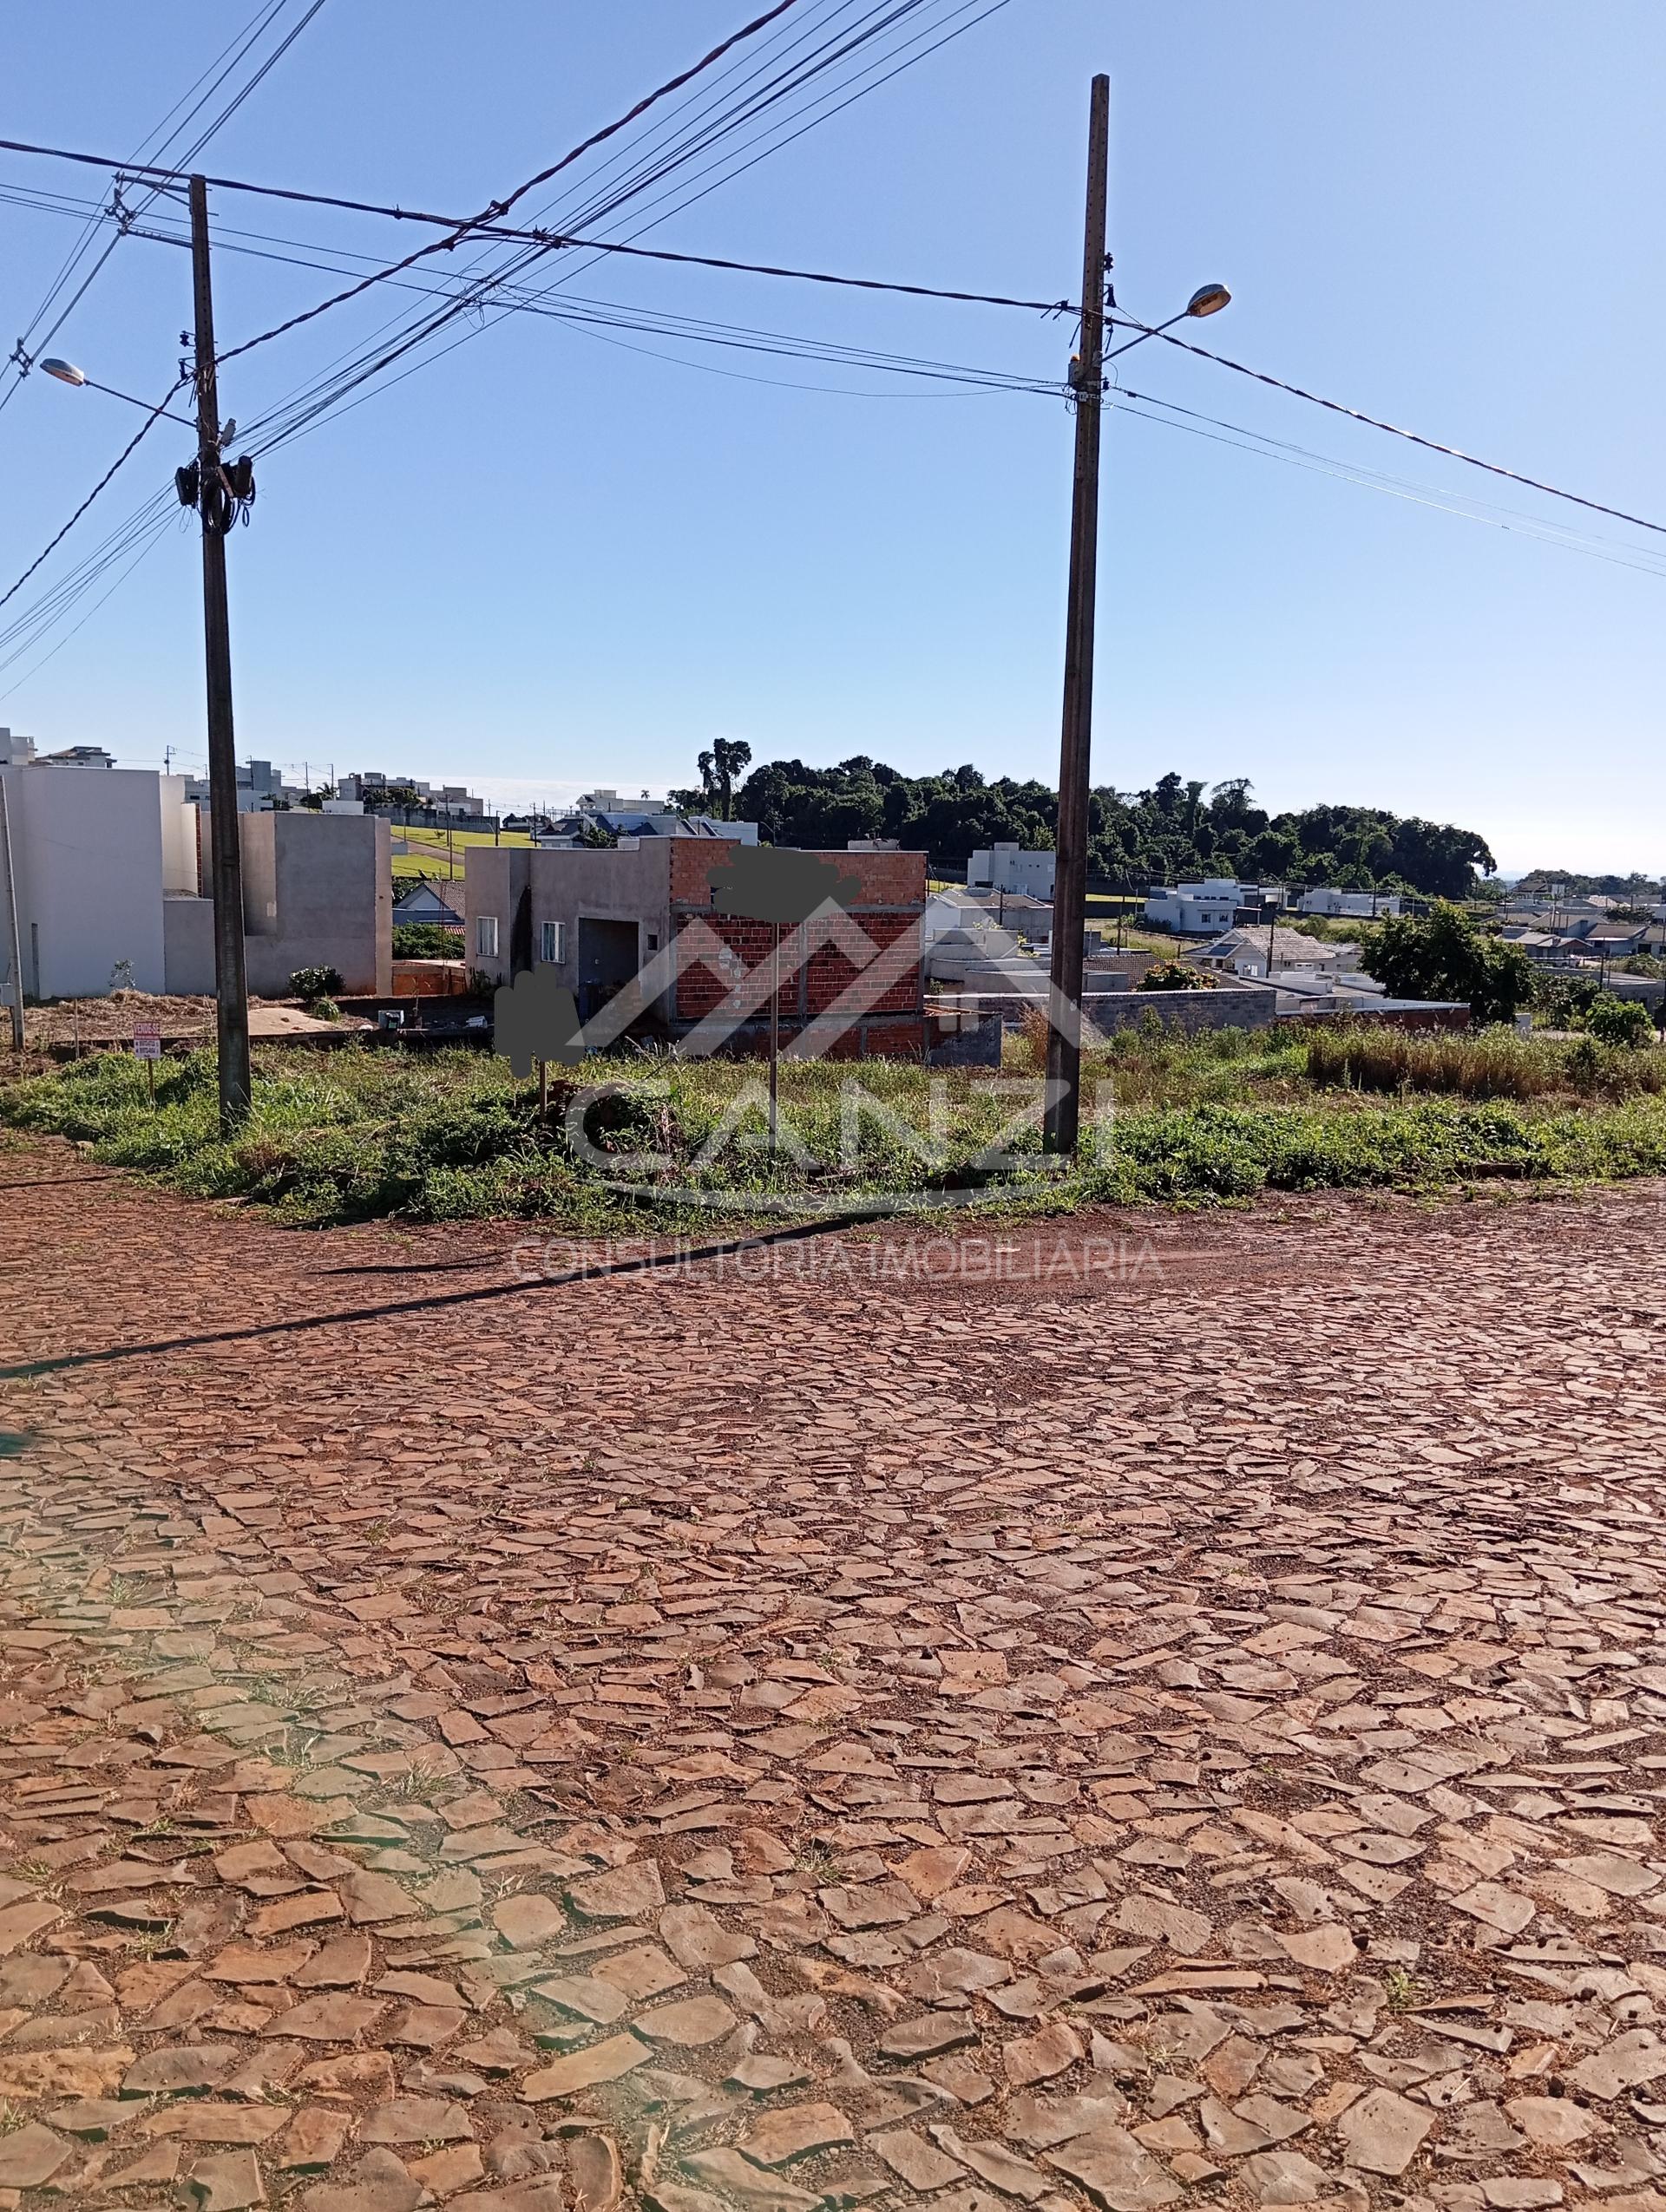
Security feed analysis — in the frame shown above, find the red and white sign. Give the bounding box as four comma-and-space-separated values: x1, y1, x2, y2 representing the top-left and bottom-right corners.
133, 1023, 162, 1062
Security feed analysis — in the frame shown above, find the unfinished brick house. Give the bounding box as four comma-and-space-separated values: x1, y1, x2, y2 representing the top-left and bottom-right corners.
465, 838, 927, 1057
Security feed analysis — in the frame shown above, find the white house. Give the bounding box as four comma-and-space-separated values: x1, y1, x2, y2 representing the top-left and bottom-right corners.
0, 762, 390, 1002
1297, 887, 1402, 919
1193, 925, 1353, 981
0, 765, 204, 1000
968, 842, 1055, 900
1145, 879, 1257, 934
922, 887, 999, 947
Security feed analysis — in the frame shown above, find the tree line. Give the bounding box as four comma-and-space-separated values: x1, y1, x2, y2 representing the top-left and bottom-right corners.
670, 754, 1496, 900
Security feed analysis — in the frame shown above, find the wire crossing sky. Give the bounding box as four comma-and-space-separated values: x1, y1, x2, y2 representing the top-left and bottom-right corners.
0, 0, 1662, 874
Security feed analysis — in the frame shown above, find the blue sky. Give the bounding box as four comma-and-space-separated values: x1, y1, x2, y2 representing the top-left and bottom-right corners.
1, 1, 1662, 874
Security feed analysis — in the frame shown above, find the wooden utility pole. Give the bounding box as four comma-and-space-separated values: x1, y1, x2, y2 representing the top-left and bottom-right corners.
1044, 74, 1110, 1155
190, 174, 252, 1131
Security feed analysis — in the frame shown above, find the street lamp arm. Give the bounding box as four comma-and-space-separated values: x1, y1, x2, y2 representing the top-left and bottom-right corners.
40, 357, 196, 429
1104, 285, 1230, 367
1102, 310, 1190, 364
84, 378, 194, 429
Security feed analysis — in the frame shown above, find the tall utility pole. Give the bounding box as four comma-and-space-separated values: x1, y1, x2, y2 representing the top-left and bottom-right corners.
190, 175, 252, 1131
1044, 73, 1110, 1155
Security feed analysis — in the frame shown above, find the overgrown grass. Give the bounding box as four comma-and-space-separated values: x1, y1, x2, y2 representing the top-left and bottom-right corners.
1305, 1023, 1666, 1102
3, 1024, 1664, 1229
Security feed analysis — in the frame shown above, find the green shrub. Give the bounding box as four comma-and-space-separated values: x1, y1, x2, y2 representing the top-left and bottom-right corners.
1584, 994, 1654, 1048
290, 965, 344, 1002
1139, 960, 1211, 991
1361, 904, 1533, 1023
392, 923, 462, 960
1304, 1021, 1663, 1102
1532, 972, 1600, 1029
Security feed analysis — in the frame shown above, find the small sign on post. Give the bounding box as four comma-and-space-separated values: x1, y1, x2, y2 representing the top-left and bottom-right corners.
134, 1021, 161, 1101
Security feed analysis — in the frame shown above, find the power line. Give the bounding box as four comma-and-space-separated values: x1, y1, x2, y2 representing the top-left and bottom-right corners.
1111, 389, 1666, 584
0, 0, 843, 640
227, 0, 1012, 453
1132, 319, 1666, 541
0, 0, 330, 421
0, 0, 1040, 523
0, 383, 185, 614
0, 21, 1066, 344
24, 179, 1068, 320
212, 0, 811, 366
0, 0, 962, 673
0, 513, 175, 700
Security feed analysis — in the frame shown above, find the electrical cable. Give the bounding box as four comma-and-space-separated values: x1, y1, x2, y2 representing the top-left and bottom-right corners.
1113, 385, 1666, 562
0, 10, 1063, 338
1129, 319, 1666, 541
0, 167, 1061, 400
0, 381, 187, 613
1110, 390, 1666, 583
0, 0, 330, 421
3, 0, 289, 374
0, 2, 929, 671
210, 0, 809, 367
0, 514, 176, 697
225, 0, 1013, 455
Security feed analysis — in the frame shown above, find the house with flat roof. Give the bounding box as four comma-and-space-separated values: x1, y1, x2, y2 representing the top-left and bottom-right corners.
967, 842, 1055, 900
0, 760, 390, 1000
1144, 879, 1286, 934
465, 837, 926, 1057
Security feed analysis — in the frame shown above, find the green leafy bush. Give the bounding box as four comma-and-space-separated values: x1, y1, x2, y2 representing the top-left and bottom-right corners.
1532, 972, 1600, 1029
290, 965, 344, 1002
392, 923, 463, 959
1139, 960, 1211, 991
1361, 904, 1534, 1023
1584, 994, 1654, 1048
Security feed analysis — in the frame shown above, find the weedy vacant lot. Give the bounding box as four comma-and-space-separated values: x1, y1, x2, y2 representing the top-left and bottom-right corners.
5, 1020, 1665, 1227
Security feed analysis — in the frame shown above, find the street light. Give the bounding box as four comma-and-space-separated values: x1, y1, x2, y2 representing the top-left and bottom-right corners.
38, 357, 196, 427
1103, 283, 1232, 365
1046, 222, 1236, 1155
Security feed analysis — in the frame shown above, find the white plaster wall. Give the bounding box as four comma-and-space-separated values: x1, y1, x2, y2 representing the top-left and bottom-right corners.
2, 766, 167, 997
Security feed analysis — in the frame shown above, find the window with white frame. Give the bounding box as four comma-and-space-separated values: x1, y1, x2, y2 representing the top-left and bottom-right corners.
476, 915, 498, 958
541, 920, 566, 964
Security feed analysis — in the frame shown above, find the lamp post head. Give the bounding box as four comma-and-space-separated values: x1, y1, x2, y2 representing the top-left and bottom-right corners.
1184, 284, 1231, 318
39, 358, 87, 386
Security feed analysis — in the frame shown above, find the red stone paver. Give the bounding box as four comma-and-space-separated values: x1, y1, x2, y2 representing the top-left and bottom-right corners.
1, 1142, 1665, 2212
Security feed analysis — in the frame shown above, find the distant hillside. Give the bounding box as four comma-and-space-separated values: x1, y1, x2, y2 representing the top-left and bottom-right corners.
1510, 868, 1663, 903
679, 760, 1498, 901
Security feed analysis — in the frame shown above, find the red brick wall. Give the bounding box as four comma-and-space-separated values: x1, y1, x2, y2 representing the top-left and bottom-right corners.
669, 843, 926, 1033
674, 913, 921, 1021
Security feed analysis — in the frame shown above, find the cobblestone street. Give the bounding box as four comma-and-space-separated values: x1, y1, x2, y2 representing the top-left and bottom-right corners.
2, 1145, 1664, 2212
